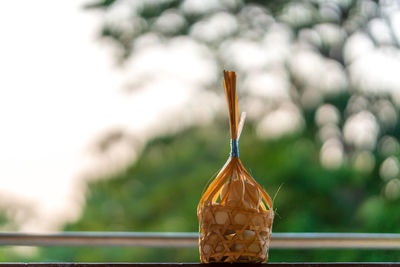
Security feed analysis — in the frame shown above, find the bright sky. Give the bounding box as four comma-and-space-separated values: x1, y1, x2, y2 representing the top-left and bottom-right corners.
0, 1, 218, 232
0, 0, 126, 231
0, 1, 173, 231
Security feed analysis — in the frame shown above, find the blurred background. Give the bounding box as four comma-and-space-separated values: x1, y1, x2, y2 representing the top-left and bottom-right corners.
1, 0, 400, 262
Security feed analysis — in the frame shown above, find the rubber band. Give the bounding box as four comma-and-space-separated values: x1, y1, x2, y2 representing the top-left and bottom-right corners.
230, 139, 239, 157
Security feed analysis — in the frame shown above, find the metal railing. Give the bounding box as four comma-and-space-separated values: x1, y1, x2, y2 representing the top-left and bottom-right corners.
1, 232, 400, 249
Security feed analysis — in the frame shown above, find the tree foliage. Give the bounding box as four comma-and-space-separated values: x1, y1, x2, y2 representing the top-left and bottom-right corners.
36, 120, 400, 261
32, 0, 400, 262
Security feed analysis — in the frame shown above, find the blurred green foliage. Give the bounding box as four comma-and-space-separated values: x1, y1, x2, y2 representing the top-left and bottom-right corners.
35, 116, 400, 261
2, 0, 400, 262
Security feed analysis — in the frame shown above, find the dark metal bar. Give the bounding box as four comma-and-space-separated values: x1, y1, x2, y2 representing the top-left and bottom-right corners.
1, 232, 400, 249
0, 263, 400, 267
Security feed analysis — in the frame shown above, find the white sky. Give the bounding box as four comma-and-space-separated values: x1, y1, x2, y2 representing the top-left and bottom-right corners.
0, 0, 127, 231
0, 1, 217, 232
0, 1, 166, 231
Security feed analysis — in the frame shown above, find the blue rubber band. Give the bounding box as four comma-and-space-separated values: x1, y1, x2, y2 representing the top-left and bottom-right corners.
230, 139, 239, 157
